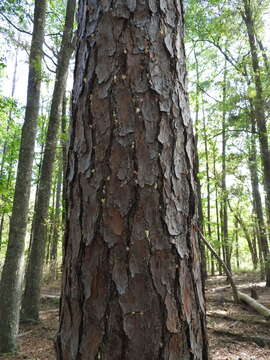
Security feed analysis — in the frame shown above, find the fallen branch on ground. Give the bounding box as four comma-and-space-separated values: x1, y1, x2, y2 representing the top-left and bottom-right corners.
198, 229, 239, 303
198, 229, 270, 317
238, 291, 270, 319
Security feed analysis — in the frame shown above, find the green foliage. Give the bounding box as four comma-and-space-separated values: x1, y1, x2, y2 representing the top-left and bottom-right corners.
0, 0, 33, 31
186, 0, 270, 274
0, 0, 269, 280
0, 57, 6, 70
0, 95, 22, 222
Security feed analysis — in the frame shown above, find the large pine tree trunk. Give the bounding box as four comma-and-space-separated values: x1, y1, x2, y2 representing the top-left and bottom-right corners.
0, 0, 47, 353
56, 1, 208, 359
20, 0, 76, 322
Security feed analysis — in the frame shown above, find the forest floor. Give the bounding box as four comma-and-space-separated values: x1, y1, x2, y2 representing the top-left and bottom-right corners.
1, 273, 270, 359
207, 272, 270, 359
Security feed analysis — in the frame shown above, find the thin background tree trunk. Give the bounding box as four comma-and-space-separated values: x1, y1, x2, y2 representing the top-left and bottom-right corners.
0, 0, 47, 353
21, 0, 76, 322
27, 112, 47, 254
242, 0, 270, 254
49, 157, 62, 280
248, 100, 270, 285
235, 219, 240, 270
202, 103, 214, 275
221, 60, 231, 272
213, 148, 222, 275
193, 49, 207, 282
234, 212, 258, 270
0, 45, 19, 250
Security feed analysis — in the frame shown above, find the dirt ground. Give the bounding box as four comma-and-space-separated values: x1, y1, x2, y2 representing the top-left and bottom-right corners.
207, 273, 270, 359
1, 273, 269, 359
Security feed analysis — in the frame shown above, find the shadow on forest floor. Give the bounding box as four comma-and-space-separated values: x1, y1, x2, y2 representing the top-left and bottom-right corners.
0, 273, 270, 359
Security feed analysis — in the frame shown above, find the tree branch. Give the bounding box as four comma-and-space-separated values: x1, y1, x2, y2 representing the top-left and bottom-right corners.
0, 12, 31, 36
197, 228, 239, 303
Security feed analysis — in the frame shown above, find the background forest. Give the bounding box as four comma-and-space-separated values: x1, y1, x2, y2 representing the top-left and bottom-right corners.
1, 0, 269, 286
1, 0, 270, 358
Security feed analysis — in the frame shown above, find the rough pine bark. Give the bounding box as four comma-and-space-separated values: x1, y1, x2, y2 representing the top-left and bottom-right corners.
0, 0, 47, 353
56, 1, 208, 359
21, 0, 76, 322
